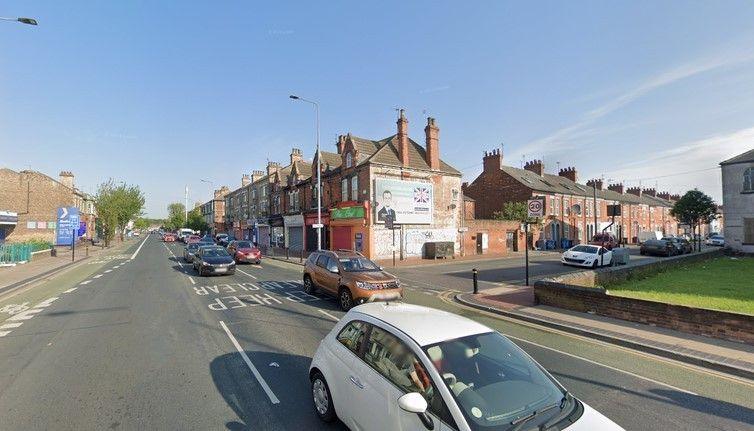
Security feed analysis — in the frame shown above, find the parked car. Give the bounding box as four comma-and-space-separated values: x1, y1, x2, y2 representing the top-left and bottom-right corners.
561, 245, 612, 268
199, 235, 215, 245
178, 228, 194, 242
640, 239, 676, 256
662, 236, 692, 254
309, 302, 624, 431
162, 233, 177, 242
215, 233, 229, 246
186, 235, 201, 244
227, 240, 261, 264
589, 233, 618, 250
303, 250, 402, 311
192, 245, 235, 276
705, 235, 725, 246
183, 243, 200, 262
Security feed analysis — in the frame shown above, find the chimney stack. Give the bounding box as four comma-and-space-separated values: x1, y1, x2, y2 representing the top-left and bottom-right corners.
290, 148, 303, 165
241, 174, 251, 187
670, 194, 681, 201
657, 191, 671, 200
558, 166, 577, 182
59, 171, 74, 189
266, 161, 280, 177
607, 183, 624, 194
586, 179, 604, 190
626, 186, 642, 197
482, 149, 502, 172
396, 109, 410, 167
523, 159, 544, 176
336, 135, 346, 154
643, 188, 657, 197
424, 117, 440, 170
251, 170, 265, 183
214, 186, 229, 199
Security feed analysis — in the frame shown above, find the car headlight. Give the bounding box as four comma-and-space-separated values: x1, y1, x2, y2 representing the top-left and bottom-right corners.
394, 279, 401, 288
201, 261, 211, 266
229, 261, 236, 266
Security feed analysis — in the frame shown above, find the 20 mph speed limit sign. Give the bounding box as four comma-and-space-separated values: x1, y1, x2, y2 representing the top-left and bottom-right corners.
527, 199, 544, 217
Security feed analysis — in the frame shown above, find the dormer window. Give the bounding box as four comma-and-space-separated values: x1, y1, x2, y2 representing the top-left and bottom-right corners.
345, 152, 353, 169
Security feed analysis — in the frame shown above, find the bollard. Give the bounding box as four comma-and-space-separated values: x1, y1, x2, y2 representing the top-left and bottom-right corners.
286, 247, 290, 260
472, 268, 479, 294
86, 245, 89, 257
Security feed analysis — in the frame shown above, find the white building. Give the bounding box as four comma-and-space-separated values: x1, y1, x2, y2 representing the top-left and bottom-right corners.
720, 149, 754, 253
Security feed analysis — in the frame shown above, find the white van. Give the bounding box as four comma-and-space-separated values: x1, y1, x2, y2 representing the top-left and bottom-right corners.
178, 228, 194, 242
637, 230, 662, 244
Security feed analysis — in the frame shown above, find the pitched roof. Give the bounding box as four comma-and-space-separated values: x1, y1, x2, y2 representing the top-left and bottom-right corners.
493, 165, 674, 207
318, 151, 342, 171
720, 148, 754, 165
348, 134, 460, 175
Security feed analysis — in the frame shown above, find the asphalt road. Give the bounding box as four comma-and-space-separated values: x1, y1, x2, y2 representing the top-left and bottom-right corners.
0, 235, 751, 430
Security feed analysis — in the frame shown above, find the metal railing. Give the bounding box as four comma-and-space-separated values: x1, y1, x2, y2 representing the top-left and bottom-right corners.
0, 243, 33, 264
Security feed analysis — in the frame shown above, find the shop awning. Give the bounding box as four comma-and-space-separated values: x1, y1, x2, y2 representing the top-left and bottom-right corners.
0, 211, 18, 225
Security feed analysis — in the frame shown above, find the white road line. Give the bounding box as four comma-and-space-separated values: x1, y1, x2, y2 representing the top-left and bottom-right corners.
0, 331, 11, 337
93, 274, 103, 279
219, 321, 280, 404
249, 264, 263, 269
35, 297, 58, 308
317, 309, 340, 322
63, 287, 78, 293
507, 335, 698, 396
0, 322, 23, 329
237, 268, 257, 279
80, 280, 92, 285
8, 308, 43, 321
113, 265, 120, 268
104, 269, 112, 273
131, 235, 149, 260
189, 277, 196, 285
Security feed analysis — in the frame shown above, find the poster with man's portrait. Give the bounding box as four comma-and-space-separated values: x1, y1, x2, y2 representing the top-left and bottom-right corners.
374, 179, 433, 224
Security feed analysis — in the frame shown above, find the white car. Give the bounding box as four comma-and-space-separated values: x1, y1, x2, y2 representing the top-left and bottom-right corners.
561, 245, 612, 268
309, 302, 624, 431
705, 235, 724, 246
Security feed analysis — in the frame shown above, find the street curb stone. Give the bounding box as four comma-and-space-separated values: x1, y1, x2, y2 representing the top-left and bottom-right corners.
455, 293, 754, 381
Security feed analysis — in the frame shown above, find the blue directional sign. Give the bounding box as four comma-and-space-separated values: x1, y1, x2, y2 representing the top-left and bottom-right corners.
55, 207, 80, 245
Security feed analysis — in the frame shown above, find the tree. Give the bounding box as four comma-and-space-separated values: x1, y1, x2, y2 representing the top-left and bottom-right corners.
493, 201, 539, 223
133, 218, 151, 230
186, 207, 209, 234
670, 189, 718, 252
165, 202, 186, 231
94, 180, 145, 245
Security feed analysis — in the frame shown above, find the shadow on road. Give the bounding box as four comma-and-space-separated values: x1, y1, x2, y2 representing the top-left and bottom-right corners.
210, 351, 348, 431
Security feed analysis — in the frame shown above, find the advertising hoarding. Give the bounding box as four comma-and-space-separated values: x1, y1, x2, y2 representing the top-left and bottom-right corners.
374, 179, 433, 225
55, 207, 80, 245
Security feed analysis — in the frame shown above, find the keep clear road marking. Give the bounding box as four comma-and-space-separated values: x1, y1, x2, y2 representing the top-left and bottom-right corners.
236, 268, 257, 279
318, 309, 340, 322
131, 235, 149, 260
219, 321, 280, 404
506, 335, 698, 396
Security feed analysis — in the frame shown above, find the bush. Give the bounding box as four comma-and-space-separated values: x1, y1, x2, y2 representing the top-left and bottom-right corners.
23, 238, 53, 252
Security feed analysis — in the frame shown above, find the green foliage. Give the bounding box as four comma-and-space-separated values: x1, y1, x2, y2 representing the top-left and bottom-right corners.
492, 201, 540, 223
186, 207, 209, 234
133, 218, 150, 230
95, 179, 146, 245
670, 189, 718, 225
164, 202, 186, 231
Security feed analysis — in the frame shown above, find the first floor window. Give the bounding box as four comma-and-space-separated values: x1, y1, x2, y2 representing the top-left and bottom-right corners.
351, 176, 359, 202
342, 178, 349, 201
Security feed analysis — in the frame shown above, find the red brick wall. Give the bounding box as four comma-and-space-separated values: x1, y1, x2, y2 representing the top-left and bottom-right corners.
463, 168, 533, 219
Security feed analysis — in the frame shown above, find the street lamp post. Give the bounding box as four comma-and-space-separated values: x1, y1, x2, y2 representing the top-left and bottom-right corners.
0, 16, 38, 25
290, 95, 322, 251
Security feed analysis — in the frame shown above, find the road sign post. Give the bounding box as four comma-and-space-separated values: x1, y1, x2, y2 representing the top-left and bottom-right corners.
524, 199, 543, 287
524, 222, 529, 286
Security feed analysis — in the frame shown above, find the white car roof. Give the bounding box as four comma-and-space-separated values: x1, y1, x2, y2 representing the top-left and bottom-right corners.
350, 302, 492, 347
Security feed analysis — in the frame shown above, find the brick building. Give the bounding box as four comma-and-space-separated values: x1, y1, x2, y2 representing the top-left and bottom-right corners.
462, 150, 679, 246
0, 168, 96, 244
199, 186, 229, 235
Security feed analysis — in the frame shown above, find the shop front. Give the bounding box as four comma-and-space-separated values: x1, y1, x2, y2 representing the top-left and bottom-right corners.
0, 211, 18, 244
329, 202, 370, 256
304, 211, 330, 252
251, 217, 269, 246
284, 214, 305, 252
269, 215, 285, 248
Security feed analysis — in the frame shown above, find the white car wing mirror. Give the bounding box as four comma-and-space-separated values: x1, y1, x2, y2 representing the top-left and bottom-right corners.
398, 392, 428, 413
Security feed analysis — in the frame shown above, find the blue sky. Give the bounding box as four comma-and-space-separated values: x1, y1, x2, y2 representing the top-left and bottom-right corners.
2, 1, 754, 217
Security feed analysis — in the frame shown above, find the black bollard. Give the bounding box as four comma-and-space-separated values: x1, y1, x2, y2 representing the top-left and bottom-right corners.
472, 268, 479, 294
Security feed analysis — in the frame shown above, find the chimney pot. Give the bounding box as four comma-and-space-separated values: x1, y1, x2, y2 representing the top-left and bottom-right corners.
396, 110, 410, 167
482, 148, 503, 172
424, 117, 440, 170
523, 159, 544, 176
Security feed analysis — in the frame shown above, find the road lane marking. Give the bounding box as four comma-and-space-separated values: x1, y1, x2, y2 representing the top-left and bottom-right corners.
189, 277, 195, 285
8, 308, 43, 321
80, 280, 92, 285
219, 321, 280, 404
93, 274, 103, 279
318, 309, 340, 322
0, 322, 23, 329
131, 235, 149, 259
36, 297, 58, 308
237, 268, 257, 279
104, 269, 112, 273
0, 331, 10, 337
506, 335, 698, 396
63, 287, 77, 293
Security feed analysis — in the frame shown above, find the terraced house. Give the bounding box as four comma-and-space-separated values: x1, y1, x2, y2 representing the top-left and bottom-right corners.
462, 150, 679, 246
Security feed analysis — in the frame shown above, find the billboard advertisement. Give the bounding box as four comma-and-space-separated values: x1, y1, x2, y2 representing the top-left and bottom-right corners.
374, 179, 433, 225
55, 207, 80, 245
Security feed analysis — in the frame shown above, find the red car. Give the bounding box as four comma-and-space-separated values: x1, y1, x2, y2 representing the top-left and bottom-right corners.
227, 240, 262, 264
163, 233, 177, 242
589, 233, 618, 250
187, 235, 202, 244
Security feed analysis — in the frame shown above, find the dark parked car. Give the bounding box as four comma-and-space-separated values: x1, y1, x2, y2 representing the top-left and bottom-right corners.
215, 233, 230, 247
193, 246, 236, 276
662, 236, 692, 254
227, 240, 262, 264
640, 239, 676, 257
183, 243, 200, 262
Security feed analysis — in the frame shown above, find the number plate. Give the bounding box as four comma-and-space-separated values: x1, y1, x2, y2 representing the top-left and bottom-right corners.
214, 267, 227, 273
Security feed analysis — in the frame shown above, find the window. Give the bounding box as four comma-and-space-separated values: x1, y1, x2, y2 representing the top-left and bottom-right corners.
337, 320, 369, 354
351, 176, 359, 202
745, 218, 754, 244
342, 178, 349, 202
345, 152, 353, 168
744, 168, 754, 192
363, 326, 454, 426
326, 257, 339, 272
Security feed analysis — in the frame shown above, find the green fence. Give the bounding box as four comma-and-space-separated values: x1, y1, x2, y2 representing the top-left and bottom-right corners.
0, 243, 33, 264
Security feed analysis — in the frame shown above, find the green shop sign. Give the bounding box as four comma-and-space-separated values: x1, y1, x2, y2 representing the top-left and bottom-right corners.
331, 206, 365, 220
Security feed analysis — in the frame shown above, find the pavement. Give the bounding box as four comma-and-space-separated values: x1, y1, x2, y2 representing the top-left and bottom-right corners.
0, 234, 752, 430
